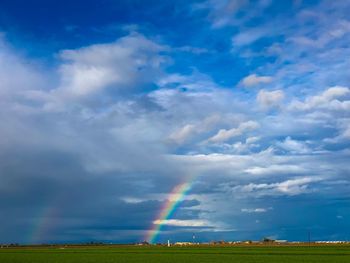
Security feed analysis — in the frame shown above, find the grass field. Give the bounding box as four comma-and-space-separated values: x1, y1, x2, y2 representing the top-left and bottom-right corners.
1, 245, 350, 263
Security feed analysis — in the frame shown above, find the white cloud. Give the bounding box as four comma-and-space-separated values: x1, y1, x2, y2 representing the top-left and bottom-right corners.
241, 74, 273, 87
0, 36, 47, 97
193, 0, 249, 28
342, 125, 350, 139
223, 136, 261, 154
289, 86, 350, 111
232, 176, 322, 196
208, 121, 259, 143
244, 164, 307, 176
232, 28, 269, 47
257, 89, 285, 109
176, 46, 209, 54
169, 124, 197, 144
246, 136, 260, 144
154, 73, 188, 87
122, 197, 146, 204
153, 219, 213, 227
230, 141, 249, 153
324, 121, 350, 143
168, 115, 221, 144
56, 33, 167, 98
277, 137, 311, 154
241, 208, 269, 213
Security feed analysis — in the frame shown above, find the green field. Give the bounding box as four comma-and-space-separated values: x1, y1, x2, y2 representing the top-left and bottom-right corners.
1, 245, 350, 263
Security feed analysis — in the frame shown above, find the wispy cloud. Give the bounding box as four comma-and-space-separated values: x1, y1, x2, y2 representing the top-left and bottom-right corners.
241, 74, 273, 87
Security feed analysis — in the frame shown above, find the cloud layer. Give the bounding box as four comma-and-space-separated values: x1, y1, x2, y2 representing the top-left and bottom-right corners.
0, 0, 349, 244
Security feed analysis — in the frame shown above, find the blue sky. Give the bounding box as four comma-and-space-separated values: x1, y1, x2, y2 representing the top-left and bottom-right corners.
0, 0, 349, 244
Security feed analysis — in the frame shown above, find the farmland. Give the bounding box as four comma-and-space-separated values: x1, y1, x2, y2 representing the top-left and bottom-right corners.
1, 245, 350, 263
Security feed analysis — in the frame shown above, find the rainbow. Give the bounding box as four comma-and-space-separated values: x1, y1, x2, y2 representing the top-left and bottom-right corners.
29, 205, 57, 244
28, 194, 67, 244
146, 181, 193, 243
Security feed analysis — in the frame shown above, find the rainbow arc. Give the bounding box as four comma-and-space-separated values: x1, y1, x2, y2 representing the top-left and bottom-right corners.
146, 181, 193, 243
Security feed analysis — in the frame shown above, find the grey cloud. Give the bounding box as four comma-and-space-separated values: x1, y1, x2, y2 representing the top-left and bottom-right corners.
257, 89, 284, 109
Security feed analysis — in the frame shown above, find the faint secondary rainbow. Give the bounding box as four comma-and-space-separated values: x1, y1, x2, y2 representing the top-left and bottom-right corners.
29, 205, 58, 244
146, 181, 193, 243
28, 194, 67, 244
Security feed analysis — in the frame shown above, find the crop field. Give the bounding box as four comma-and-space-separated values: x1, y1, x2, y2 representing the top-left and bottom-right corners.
1, 245, 350, 263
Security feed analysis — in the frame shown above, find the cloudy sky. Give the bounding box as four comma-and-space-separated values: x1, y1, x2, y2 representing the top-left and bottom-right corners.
0, 0, 349, 244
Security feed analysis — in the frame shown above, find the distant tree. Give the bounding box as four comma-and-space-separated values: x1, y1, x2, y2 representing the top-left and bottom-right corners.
262, 237, 275, 243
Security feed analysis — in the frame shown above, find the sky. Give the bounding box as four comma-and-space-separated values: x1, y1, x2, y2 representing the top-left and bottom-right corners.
0, 0, 349, 244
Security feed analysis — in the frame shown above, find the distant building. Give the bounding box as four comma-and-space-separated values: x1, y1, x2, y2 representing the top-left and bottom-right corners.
174, 242, 194, 246
275, 240, 288, 243
136, 241, 149, 246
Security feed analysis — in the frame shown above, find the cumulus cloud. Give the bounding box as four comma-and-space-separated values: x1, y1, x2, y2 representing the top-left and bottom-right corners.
168, 115, 221, 144
221, 136, 261, 154
257, 89, 285, 109
169, 124, 197, 144
230, 177, 322, 196
246, 136, 260, 144
240, 74, 273, 87
289, 86, 350, 111
277, 137, 311, 154
0, 36, 48, 97
324, 122, 350, 143
56, 33, 168, 99
208, 120, 259, 143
